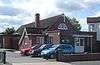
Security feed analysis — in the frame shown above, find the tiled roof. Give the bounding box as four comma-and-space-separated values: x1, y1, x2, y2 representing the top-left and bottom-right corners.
17, 14, 73, 34
25, 14, 64, 28
87, 17, 100, 23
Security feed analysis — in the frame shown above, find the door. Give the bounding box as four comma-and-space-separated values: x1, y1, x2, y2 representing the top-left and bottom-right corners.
40, 37, 44, 44
74, 38, 84, 53
36, 37, 44, 44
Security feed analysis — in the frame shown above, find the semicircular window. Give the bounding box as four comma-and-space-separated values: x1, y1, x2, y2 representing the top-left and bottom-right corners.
58, 23, 68, 30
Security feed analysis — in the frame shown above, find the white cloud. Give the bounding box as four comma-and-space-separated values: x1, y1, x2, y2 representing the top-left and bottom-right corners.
88, 11, 100, 17
7, 0, 59, 23
84, 0, 100, 4
78, 18, 88, 31
55, 0, 87, 12
0, 1, 5, 6
0, 0, 100, 32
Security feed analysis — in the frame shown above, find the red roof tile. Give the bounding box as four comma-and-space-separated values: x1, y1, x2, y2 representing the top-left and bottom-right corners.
17, 14, 73, 34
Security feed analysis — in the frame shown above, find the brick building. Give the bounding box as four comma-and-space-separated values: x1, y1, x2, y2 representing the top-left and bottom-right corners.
17, 13, 96, 53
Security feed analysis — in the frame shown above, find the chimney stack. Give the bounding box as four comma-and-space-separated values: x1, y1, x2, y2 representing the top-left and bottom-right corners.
35, 13, 40, 27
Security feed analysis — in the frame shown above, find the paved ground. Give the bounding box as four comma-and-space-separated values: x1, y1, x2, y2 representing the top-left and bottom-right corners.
6, 51, 49, 63
3, 51, 100, 65
5, 51, 71, 65
12, 62, 71, 65
71, 61, 100, 65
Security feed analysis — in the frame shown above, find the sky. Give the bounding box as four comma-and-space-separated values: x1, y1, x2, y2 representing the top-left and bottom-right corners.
0, 0, 100, 32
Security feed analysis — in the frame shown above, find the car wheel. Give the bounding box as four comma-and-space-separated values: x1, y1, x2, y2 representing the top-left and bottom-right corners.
43, 56, 49, 60
50, 54, 54, 59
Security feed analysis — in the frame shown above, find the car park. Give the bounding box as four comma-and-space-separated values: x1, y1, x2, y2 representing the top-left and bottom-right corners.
41, 44, 74, 59
30, 44, 53, 57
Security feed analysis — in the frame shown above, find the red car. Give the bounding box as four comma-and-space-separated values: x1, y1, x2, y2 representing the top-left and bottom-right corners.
20, 48, 31, 56
20, 44, 42, 56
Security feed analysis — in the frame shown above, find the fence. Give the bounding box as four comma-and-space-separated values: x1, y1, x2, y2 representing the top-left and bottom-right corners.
56, 52, 100, 62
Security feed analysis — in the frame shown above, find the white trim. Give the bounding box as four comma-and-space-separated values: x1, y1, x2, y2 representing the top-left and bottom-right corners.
63, 14, 65, 22
58, 23, 68, 30
18, 28, 26, 45
73, 35, 93, 37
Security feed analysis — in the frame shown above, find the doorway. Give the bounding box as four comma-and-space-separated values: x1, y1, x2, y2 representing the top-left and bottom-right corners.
74, 38, 84, 53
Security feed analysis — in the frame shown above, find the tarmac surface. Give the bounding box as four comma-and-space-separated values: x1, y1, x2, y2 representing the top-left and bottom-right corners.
6, 51, 54, 63
1, 51, 100, 65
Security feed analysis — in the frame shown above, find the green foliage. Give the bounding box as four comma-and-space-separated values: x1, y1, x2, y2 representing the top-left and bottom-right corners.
3, 27, 16, 34
67, 17, 81, 31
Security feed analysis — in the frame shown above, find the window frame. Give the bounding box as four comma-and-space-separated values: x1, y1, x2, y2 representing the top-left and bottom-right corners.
58, 23, 68, 30
90, 24, 94, 31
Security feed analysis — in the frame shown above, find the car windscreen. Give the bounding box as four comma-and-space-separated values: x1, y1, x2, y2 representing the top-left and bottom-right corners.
39, 45, 46, 49
51, 45, 59, 49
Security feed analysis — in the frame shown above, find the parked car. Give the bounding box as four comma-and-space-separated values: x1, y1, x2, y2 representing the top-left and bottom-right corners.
20, 44, 42, 56
29, 44, 43, 54
41, 44, 74, 59
30, 44, 53, 57
20, 48, 31, 56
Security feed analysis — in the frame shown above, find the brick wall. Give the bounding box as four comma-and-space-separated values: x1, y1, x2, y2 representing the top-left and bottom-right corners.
56, 52, 100, 62
47, 31, 60, 44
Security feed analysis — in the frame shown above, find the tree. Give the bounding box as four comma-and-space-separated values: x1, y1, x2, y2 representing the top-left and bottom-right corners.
67, 17, 81, 31
3, 27, 16, 34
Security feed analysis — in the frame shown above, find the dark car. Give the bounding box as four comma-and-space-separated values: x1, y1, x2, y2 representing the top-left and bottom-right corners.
30, 44, 53, 57
41, 44, 74, 59
29, 44, 42, 54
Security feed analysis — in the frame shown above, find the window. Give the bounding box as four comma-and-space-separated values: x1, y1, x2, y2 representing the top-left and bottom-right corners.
24, 36, 29, 45
74, 38, 84, 46
90, 24, 94, 31
36, 37, 44, 44
74, 38, 80, 46
36, 37, 40, 44
99, 25, 100, 28
58, 23, 68, 30
80, 38, 84, 46
47, 37, 53, 44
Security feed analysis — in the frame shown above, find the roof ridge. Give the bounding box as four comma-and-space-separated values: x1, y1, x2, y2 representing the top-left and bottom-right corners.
87, 16, 100, 18
40, 14, 64, 21
23, 14, 64, 26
